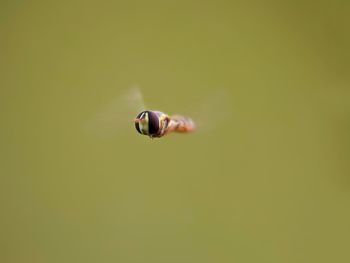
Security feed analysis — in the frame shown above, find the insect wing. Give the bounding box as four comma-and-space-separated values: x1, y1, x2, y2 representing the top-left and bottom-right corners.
185, 90, 232, 133
85, 86, 146, 138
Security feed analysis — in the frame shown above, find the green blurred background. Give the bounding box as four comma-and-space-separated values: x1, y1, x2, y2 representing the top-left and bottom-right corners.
1, 1, 350, 262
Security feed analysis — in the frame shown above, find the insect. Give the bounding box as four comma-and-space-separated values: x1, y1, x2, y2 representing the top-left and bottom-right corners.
86, 86, 229, 139
134, 110, 196, 138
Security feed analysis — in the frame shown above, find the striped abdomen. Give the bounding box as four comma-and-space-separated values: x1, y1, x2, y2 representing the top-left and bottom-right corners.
167, 115, 196, 134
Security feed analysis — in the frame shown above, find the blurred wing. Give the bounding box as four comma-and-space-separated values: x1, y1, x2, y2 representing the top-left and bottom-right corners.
186, 89, 232, 133
85, 86, 146, 138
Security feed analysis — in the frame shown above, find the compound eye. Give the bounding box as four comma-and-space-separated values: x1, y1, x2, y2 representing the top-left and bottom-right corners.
147, 111, 160, 135
134, 111, 147, 134
135, 121, 142, 134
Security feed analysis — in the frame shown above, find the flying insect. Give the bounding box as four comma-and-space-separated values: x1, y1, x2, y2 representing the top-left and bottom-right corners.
86, 86, 228, 140
134, 110, 196, 138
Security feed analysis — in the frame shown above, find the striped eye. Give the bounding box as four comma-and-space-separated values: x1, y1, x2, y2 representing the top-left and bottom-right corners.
147, 111, 160, 135
135, 111, 160, 136
135, 111, 146, 134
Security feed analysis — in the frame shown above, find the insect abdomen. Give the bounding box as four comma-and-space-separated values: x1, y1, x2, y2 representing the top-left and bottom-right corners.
169, 115, 196, 133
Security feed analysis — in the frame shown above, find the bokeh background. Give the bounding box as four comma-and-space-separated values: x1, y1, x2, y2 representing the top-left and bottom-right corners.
1, 1, 350, 262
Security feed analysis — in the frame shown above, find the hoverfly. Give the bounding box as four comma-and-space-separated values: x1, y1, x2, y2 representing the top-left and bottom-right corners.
86, 86, 229, 139
134, 110, 196, 138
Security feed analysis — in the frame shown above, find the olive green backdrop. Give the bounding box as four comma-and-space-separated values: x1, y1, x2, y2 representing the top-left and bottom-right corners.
1, 1, 350, 262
